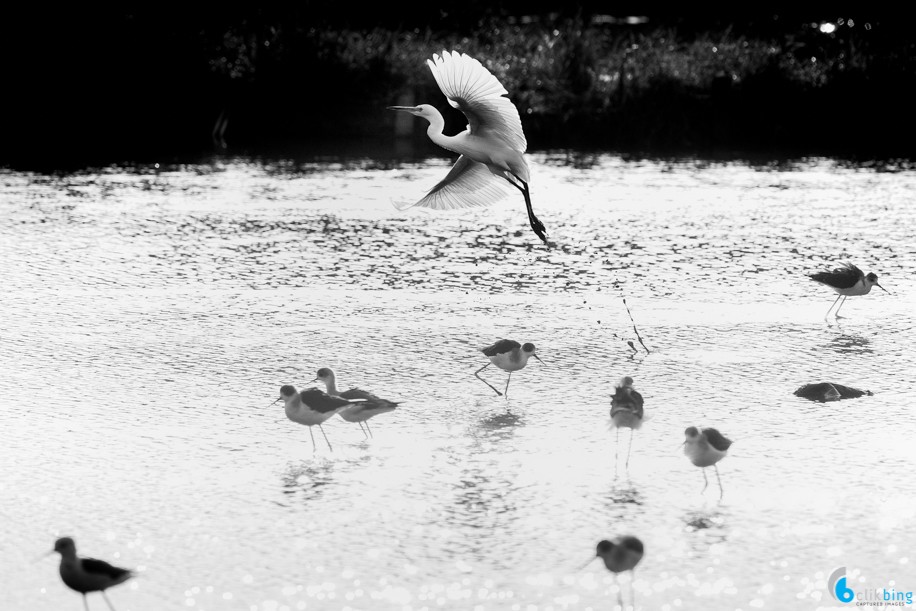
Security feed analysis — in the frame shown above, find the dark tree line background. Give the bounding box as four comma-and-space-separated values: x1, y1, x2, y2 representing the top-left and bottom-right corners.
3, 4, 914, 168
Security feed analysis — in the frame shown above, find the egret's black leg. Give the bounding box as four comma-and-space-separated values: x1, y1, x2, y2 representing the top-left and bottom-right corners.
834, 296, 848, 319
504, 371, 512, 399
318, 424, 333, 451
824, 294, 843, 320
101, 591, 118, 611
507, 174, 548, 245
475, 363, 502, 396
365, 421, 374, 438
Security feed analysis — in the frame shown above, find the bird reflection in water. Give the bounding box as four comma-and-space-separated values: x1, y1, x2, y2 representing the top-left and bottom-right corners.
281, 462, 336, 501
683, 508, 729, 549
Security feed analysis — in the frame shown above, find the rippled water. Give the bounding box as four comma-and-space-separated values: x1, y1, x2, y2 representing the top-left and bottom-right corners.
2, 154, 915, 611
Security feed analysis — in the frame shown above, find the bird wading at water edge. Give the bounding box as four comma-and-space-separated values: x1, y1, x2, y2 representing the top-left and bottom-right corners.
388, 50, 550, 246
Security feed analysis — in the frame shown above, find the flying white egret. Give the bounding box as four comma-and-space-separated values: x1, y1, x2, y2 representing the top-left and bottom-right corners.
388, 50, 549, 245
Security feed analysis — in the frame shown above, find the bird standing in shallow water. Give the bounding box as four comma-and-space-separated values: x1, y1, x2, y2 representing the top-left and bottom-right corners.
610, 377, 645, 472
683, 427, 732, 498
582, 536, 644, 609
808, 262, 888, 319
475, 339, 543, 398
273, 385, 361, 451
49, 537, 133, 611
388, 50, 550, 245
314, 368, 399, 438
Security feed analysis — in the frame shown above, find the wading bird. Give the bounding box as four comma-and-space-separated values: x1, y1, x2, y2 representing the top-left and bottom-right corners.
475, 339, 543, 398
610, 377, 645, 470
793, 382, 873, 402
273, 385, 362, 452
808, 262, 888, 319
314, 368, 399, 438
581, 536, 644, 608
388, 50, 549, 245
48, 537, 133, 611
683, 427, 732, 498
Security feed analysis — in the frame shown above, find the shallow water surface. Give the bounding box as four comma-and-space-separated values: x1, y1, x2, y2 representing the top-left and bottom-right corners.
1, 154, 915, 611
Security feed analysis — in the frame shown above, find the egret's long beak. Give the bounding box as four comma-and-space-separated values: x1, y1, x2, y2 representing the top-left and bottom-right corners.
534, 355, 546, 366
387, 106, 416, 113
577, 555, 597, 572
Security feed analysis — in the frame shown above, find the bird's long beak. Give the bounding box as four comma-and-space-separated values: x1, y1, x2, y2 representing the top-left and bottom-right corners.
269, 397, 281, 407
534, 355, 546, 366
577, 555, 596, 572
312, 378, 319, 383
387, 106, 416, 113
876, 282, 890, 293
34, 550, 55, 562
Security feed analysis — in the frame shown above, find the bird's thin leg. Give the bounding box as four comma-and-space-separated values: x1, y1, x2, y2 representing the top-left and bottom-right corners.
474, 363, 502, 396
701, 468, 709, 492
318, 424, 333, 451
83, 594, 90, 611
715, 464, 724, 499
508, 173, 548, 245
625, 429, 634, 470
614, 428, 619, 479
101, 591, 117, 611
504, 372, 512, 399
365, 421, 374, 438
835, 295, 848, 319
309, 427, 317, 453
615, 573, 623, 609
630, 570, 636, 610
358, 421, 369, 439
824, 294, 843, 319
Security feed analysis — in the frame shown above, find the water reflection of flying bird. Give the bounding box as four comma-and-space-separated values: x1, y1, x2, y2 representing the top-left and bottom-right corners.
273, 385, 361, 451
683, 427, 732, 498
314, 368, 399, 438
474, 339, 544, 399
47, 537, 134, 611
610, 376, 645, 470
808, 262, 888, 319
581, 536, 644, 608
387, 50, 549, 245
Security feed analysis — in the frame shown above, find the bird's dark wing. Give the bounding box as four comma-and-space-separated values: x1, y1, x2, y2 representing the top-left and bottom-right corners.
809, 262, 863, 289
702, 428, 733, 451
339, 388, 400, 408
395, 155, 512, 211
793, 383, 836, 401
617, 536, 644, 555
830, 383, 870, 399
611, 386, 644, 417
81, 558, 132, 579
300, 388, 357, 413
481, 339, 521, 356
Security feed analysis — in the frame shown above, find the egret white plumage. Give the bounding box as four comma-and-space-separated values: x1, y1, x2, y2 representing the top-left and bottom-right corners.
683, 426, 732, 498
474, 339, 543, 398
388, 50, 549, 245
48, 537, 133, 611
273, 385, 361, 451
314, 368, 399, 438
808, 262, 887, 319
610, 376, 645, 470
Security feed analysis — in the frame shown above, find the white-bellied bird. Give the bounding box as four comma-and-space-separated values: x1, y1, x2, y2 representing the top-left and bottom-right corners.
610, 376, 645, 470
683, 426, 732, 498
808, 262, 887, 319
314, 368, 399, 438
475, 339, 543, 399
273, 385, 362, 451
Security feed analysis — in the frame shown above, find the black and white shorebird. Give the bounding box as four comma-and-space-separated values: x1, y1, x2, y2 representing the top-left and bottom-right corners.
581, 536, 645, 608
808, 262, 888, 319
314, 368, 399, 438
474, 339, 543, 398
683, 427, 732, 498
794, 382, 873, 402
273, 385, 362, 451
48, 537, 133, 611
610, 377, 645, 470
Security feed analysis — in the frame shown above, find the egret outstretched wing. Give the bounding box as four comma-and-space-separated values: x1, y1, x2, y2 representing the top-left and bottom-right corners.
394, 155, 513, 211
427, 50, 527, 153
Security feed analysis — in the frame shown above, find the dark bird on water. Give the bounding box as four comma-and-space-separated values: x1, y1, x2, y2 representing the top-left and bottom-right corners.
49, 537, 134, 611
794, 382, 873, 402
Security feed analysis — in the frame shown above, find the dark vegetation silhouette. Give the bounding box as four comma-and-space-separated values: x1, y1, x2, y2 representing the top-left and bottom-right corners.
3, 5, 914, 168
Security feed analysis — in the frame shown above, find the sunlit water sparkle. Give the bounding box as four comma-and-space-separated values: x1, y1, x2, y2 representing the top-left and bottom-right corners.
1, 154, 915, 611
